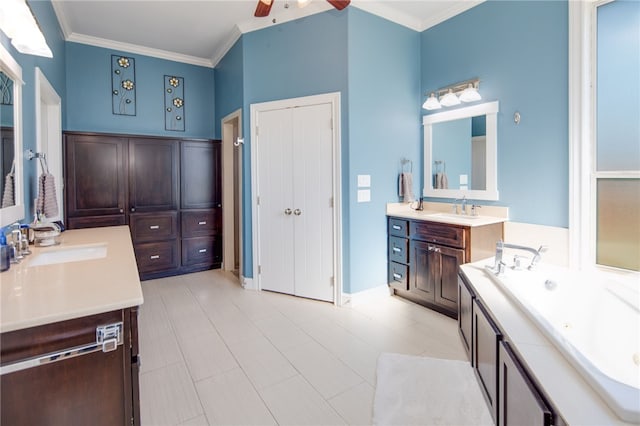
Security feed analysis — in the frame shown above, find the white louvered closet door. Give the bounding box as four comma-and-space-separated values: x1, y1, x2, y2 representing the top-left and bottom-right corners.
257, 102, 334, 302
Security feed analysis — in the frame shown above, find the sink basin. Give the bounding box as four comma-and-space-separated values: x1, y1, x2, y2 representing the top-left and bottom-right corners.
429, 213, 481, 220
28, 243, 108, 267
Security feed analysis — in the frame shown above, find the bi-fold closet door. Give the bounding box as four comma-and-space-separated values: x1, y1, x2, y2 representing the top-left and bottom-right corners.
257, 102, 334, 302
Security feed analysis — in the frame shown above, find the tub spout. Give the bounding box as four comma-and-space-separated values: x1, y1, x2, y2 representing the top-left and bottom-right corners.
492, 241, 548, 273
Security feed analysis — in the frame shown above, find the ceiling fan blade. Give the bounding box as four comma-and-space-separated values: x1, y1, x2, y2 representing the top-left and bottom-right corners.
254, 0, 274, 17
326, 0, 350, 11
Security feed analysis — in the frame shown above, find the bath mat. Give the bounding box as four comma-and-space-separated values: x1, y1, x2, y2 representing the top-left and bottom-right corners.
373, 353, 493, 426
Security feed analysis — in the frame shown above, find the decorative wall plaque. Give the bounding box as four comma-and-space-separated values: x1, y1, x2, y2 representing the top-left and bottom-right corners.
164, 75, 185, 131
111, 55, 136, 116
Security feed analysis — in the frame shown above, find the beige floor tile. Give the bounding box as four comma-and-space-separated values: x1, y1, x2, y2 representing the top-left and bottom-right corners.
140, 362, 203, 426
139, 327, 183, 373
178, 331, 239, 382
225, 335, 298, 389
259, 375, 346, 426
280, 340, 364, 399
196, 368, 277, 426
179, 414, 210, 426
214, 316, 263, 345
328, 382, 375, 426
138, 296, 173, 339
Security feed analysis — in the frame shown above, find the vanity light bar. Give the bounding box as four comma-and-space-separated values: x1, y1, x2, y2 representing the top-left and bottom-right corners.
422, 78, 481, 110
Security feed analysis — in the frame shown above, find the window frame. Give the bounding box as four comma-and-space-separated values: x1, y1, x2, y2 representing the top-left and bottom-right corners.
569, 0, 640, 274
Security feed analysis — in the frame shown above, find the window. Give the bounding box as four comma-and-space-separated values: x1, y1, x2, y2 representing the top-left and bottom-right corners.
570, 0, 640, 272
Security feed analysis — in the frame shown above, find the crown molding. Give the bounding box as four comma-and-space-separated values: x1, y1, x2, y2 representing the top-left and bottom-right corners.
66, 33, 214, 68
237, 2, 334, 34
50, 0, 71, 39
211, 25, 242, 68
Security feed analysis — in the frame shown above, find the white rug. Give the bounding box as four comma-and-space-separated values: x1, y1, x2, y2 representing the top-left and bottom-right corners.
373, 353, 493, 426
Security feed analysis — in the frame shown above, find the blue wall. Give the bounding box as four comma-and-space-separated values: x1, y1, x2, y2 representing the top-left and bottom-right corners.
2, 0, 66, 222
421, 0, 569, 227
214, 38, 244, 137
346, 8, 420, 293
65, 42, 215, 139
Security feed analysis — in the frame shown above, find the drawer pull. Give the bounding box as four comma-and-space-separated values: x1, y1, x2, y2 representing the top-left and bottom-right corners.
198, 248, 207, 253
392, 247, 402, 253
150, 255, 160, 260
393, 273, 403, 280
149, 225, 160, 230
198, 221, 207, 225
392, 225, 402, 230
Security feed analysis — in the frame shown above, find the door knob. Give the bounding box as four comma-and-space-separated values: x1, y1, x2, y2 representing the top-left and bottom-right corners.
294, 209, 302, 216
284, 208, 292, 215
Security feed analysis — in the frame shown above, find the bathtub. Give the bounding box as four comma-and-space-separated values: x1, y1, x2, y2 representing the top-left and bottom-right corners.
484, 263, 640, 423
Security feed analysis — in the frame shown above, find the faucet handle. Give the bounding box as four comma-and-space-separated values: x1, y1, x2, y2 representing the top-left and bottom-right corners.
538, 245, 549, 254
470, 204, 481, 216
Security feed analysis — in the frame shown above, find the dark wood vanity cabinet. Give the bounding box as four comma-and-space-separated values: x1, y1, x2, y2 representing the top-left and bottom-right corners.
387, 216, 502, 318
64, 132, 223, 280
1, 308, 140, 426
458, 275, 475, 361
473, 297, 502, 423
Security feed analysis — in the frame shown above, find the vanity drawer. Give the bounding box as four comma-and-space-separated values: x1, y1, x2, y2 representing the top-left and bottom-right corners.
389, 218, 409, 237
388, 236, 409, 264
181, 209, 220, 238
411, 221, 466, 249
182, 236, 221, 267
134, 240, 179, 273
130, 212, 178, 242
388, 261, 409, 291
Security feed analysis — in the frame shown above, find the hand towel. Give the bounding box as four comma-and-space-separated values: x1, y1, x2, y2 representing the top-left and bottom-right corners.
36, 172, 59, 218
2, 171, 14, 208
398, 172, 414, 202
441, 172, 448, 189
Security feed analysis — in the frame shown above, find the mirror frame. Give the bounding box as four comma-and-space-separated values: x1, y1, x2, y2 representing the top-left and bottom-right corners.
0, 42, 25, 227
423, 101, 499, 201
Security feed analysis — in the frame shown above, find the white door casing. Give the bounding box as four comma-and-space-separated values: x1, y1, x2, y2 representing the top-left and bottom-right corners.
251, 92, 342, 304
221, 108, 243, 276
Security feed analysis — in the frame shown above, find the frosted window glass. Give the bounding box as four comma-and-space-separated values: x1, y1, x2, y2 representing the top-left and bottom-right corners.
596, 179, 640, 271
596, 1, 640, 171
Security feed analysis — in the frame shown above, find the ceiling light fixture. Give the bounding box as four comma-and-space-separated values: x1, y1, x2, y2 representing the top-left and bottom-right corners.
0, 0, 52, 58
422, 78, 481, 110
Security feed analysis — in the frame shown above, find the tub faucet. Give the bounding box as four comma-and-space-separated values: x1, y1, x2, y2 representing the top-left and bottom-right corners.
492, 240, 548, 274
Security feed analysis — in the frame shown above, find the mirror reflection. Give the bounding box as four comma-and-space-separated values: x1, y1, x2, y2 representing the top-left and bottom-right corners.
432, 115, 486, 191
1, 71, 14, 208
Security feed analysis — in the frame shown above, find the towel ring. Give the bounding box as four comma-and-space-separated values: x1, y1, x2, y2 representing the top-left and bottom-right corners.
400, 158, 412, 173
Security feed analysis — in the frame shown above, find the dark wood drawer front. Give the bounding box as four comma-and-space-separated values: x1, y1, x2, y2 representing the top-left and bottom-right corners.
388, 236, 409, 264
182, 210, 219, 238
130, 212, 178, 242
134, 241, 179, 273
182, 237, 221, 266
411, 221, 466, 248
388, 262, 409, 290
389, 218, 409, 237
67, 215, 126, 230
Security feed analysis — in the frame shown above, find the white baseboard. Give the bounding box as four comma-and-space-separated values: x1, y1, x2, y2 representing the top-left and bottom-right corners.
241, 276, 258, 291
342, 284, 392, 307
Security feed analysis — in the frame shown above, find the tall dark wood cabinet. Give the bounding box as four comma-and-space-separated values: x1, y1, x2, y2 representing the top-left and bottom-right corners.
64, 132, 223, 280
65, 134, 127, 229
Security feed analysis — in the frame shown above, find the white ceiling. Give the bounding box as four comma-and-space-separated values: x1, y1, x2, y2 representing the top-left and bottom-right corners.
51, 0, 483, 68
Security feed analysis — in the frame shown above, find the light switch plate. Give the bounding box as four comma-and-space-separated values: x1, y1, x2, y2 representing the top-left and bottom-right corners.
357, 175, 371, 188
357, 189, 371, 203
459, 174, 468, 185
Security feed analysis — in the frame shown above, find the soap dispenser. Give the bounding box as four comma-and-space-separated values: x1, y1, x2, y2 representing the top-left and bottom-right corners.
0, 230, 10, 272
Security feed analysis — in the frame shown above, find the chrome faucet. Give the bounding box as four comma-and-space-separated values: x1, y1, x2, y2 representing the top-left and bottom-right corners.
452, 196, 467, 215
492, 240, 548, 274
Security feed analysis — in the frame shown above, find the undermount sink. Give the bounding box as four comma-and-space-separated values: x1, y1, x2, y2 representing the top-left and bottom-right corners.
429, 213, 481, 220
28, 243, 108, 267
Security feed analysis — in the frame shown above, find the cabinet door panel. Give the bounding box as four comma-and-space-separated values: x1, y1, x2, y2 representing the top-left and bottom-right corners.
129, 138, 179, 212
65, 134, 127, 220
181, 141, 221, 209
499, 342, 553, 426
411, 240, 436, 300
435, 245, 464, 311
458, 276, 474, 362
474, 298, 502, 423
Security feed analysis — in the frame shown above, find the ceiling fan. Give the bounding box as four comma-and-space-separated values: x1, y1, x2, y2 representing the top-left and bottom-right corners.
254, 0, 351, 17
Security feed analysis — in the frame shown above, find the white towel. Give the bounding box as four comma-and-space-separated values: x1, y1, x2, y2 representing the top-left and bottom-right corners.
399, 173, 414, 202
37, 172, 59, 218
2, 171, 14, 208
435, 172, 449, 189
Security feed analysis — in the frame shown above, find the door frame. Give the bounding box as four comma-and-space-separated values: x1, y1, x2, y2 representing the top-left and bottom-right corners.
35, 67, 62, 222
250, 92, 343, 305
221, 108, 243, 277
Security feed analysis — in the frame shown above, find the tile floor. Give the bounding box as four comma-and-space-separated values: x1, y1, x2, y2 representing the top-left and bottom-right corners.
139, 269, 466, 426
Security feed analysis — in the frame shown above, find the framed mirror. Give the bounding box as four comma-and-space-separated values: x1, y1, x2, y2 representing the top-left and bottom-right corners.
0, 42, 24, 227
423, 101, 499, 200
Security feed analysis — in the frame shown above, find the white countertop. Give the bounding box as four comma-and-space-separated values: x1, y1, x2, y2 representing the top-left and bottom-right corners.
1, 226, 144, 333
387, 203, 507, 227
460, 261, 633, 425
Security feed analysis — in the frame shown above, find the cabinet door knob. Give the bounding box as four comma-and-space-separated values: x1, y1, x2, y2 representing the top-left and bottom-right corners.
119, 209, 124, 213
284, 208, 292, 216
392, 247, 402, 253
198, 248, 207, 253
294, 209, 302, 216
150, 255, 160, 260
149, 225, 160, 230
131, 207, 136, 212
198, 221, 207, 225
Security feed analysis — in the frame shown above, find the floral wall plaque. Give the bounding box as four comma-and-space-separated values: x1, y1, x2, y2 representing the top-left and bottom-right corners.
111, 55, 136, 116
164, 75, 185, 131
